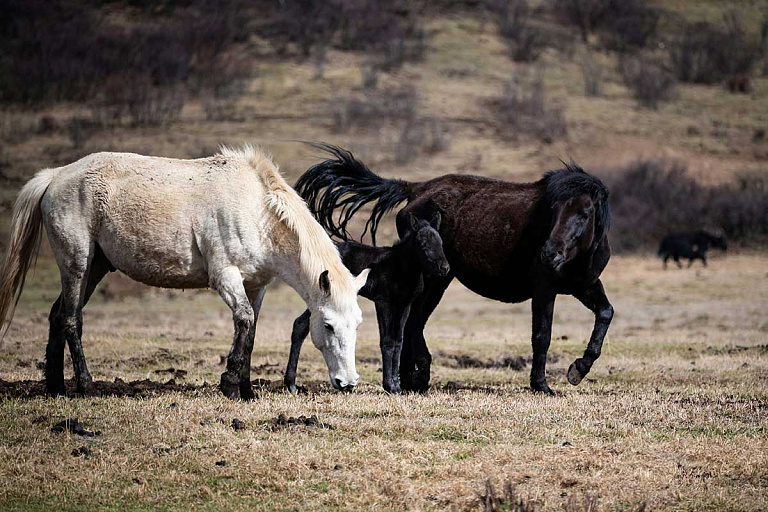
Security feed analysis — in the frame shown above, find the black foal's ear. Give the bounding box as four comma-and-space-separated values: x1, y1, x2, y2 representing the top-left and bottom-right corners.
408, 213, 419, 232
430, 210, 442, 230
319, 270, 331, 296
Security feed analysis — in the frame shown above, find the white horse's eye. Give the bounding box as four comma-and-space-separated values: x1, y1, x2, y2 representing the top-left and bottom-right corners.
324, 323, 334, 333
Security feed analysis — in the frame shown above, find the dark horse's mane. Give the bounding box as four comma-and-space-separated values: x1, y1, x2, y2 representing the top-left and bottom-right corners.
540, 163, 611, 246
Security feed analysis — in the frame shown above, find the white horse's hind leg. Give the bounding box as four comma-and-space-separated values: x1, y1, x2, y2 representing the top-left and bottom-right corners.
44, 215, 104, 395
214, 266, 257, 400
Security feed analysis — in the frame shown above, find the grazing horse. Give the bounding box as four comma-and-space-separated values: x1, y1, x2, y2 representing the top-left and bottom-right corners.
284, 211, 450, 394
296, 145, 613, 395
658, 231, 727, 269
0, 146, 369, 399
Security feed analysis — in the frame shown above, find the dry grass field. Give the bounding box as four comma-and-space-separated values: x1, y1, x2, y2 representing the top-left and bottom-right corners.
1, 1, 767, 510
0, 252, 765, 511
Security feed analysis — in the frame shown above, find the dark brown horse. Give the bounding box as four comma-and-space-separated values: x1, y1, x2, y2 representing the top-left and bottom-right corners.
296, 145, 613, 395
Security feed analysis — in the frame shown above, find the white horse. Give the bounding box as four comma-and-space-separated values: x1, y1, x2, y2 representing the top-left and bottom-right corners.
0, 146, 369, 398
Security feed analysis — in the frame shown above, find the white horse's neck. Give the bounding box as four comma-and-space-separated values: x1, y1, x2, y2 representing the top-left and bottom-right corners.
275, 251, 318, 308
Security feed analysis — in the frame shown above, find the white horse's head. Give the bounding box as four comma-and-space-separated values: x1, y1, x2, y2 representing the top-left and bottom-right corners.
309, 269, 369, 390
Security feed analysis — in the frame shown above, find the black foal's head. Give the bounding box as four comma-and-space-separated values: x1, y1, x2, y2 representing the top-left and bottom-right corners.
542, 194, 597, 272
407, 212, 450, 277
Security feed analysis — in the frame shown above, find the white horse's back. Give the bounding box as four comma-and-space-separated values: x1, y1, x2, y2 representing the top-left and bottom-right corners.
41, 151, 274, 289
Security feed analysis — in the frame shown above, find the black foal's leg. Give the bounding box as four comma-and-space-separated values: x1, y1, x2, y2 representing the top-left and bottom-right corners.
566, 279, 613, 386
400, 276, 451, 393
530, 287, 557, 395
674, 255, 682, 268
662, 255, 669, 269
375, 301, 411, 394
284, 310, 310, 394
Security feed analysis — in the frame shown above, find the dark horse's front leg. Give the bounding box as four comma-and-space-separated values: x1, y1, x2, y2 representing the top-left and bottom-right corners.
530, 286, 557, 395
567, 279, 613, 386
375, 302, 411, 394
284, 310, 310, 394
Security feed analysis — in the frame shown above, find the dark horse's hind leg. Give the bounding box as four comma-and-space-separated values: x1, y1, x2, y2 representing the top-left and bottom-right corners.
376, 301, 411, 394
46, 246, 111, 396
566, 279, 613, 387
530, 286, 557, 395
400, 276, 451, 393
284, 310, 310, 394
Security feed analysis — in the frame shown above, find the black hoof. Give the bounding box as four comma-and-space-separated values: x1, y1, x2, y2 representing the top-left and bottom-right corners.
531, 381, 556, 396
220, 374, 240, 400
46, 381, 66, 397
76, 378, 94, 396
400, 358, 431, 393
567, 358, 590, 386
239, 382, 256, 401
383, 381, 402, 394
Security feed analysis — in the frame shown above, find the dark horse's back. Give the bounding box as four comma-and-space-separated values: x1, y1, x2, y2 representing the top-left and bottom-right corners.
403, 172, 610, 302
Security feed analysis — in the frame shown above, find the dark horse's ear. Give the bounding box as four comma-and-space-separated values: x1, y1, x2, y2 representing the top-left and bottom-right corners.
319, 270, 331, 297
408, 213, 419, 232
430, 210, 442, 230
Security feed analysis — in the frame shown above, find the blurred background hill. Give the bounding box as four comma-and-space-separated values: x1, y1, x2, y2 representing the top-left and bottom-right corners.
1, 0, 767, 252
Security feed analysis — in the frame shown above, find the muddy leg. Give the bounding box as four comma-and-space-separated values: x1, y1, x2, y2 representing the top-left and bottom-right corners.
284, 310, 310, 394
215, 267, 255, 400
567, 279, 613, 386
237, 286, 266, 401
530, 287, 556, 395
45, 296, 66, 396
400, 276, 451, 393
376, 301, 410, 394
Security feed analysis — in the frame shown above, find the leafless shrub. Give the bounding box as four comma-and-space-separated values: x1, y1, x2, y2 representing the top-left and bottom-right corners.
602, 160, 768, 251
618, 56, 676, 109
0, 112, 38, 144
488, 70, 567, 143
361, 63, 381, 90
488, 0, 544, 62
393, 117, 451, 164
670, 11, 759, 84
551, 0, 657, 50
581, 54, 603, 96
331, 85, 418, 133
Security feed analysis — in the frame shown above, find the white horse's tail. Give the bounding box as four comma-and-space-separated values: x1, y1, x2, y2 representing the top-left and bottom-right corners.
0, 168, 58, 341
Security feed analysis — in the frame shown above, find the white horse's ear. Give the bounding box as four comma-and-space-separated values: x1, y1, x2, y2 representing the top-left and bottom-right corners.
319, 270, 331, 296
354, 268, 371, 292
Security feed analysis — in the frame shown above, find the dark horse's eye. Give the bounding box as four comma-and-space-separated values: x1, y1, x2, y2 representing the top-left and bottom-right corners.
324, 323, 334, 333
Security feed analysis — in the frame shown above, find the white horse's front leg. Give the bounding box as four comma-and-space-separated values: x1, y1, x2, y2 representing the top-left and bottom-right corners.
213, 266, 256, 400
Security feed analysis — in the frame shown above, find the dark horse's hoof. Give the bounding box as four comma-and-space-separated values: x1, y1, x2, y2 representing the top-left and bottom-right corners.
239, 381, 257, 401
400, 358, 431, 393
76, 378, 94, 396
567, 358, 589, 386
46, 382, 67, 397
530, 381, 556, 396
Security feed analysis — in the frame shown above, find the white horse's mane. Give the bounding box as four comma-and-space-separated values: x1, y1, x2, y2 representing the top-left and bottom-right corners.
218, 145, 355, 301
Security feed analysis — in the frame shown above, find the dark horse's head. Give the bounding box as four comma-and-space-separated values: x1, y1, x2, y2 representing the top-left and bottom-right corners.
405, 211, 450, 277
540, 164, 610, 273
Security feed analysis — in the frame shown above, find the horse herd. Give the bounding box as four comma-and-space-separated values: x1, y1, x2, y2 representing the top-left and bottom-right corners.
0, 143, 615, 398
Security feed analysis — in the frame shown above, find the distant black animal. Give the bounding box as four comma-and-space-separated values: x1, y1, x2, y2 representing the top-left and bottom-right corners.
296, 144, 613, 395
658, 231, 727, 269
284, 211, 449, 394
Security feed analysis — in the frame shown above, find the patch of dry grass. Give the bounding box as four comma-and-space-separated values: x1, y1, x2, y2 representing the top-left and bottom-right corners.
0, 254, 766, 510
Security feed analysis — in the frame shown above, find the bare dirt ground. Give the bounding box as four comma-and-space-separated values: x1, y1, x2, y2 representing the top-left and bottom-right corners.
0, 251, 765, 511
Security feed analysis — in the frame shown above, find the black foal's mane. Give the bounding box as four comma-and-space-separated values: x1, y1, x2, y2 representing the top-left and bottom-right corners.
540, 163, 611, 245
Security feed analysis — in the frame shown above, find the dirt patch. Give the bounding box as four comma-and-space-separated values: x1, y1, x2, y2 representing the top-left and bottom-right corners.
269, 414, 333, 431
706, 344, 768, 355
0, 378, 210, 399
437, 352, 533, 371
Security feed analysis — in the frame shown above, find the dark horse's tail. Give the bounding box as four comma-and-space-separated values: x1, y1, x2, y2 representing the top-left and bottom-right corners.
295, 143, 416, 244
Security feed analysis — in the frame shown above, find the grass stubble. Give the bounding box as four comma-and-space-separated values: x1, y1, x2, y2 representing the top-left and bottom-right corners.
0, 253, 765, 510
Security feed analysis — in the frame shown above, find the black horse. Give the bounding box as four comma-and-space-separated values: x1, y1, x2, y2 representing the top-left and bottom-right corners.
296, 145, 613, 395
658, 231, 727, 269
284, 212, 449, 394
